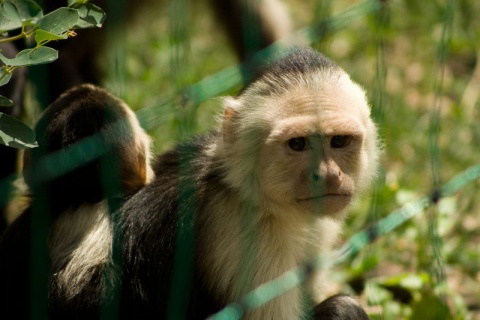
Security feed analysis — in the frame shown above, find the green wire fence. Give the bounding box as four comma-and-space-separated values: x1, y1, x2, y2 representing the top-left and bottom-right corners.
0, 0, 478, 318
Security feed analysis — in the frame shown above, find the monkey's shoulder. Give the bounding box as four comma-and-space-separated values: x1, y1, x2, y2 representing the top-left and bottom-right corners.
120, 131, 220, 239
152, 132, 218, 174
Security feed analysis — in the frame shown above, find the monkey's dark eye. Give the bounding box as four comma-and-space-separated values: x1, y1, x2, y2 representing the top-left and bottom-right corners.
288, 137, 309, 152
330, 135, 351, 148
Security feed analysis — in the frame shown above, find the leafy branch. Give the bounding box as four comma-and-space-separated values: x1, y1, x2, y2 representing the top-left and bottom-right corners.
0, 0, 106, 148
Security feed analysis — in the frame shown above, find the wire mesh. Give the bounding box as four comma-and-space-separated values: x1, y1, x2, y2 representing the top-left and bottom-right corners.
0, 0, 479, 319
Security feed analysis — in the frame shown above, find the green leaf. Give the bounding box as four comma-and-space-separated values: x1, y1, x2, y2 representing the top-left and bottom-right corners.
0, 0, 42, 23
38, 7, 79, 36
0, 47, 58, 67
72, 3, 106, 29
0, 67, 12, 86
0, 112, 37, 148
0, 13, 22, 32
0, 95, 13, 107
68, 0, 86, 6
35, 29, 67, 45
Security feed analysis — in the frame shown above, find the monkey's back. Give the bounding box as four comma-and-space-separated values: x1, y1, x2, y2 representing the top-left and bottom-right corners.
119, 132, 223, 319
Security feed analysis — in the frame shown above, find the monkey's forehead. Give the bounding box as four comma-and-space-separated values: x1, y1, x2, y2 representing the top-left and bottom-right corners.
260, 78, 371, 137
267, 80, 369, 118
254, 69, 366, 108
266, 113, 366, 143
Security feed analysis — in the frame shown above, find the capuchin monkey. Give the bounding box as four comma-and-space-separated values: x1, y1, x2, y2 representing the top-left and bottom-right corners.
1, 47, 375, 319
116, 46, 378, 319
0, 84, 153, 319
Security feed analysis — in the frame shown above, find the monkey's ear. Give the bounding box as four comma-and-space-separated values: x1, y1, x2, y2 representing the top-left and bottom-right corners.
221, 97, 241, 145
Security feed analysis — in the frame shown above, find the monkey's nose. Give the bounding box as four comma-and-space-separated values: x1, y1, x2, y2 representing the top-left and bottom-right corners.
310, 172, 321, 183
309, 167, 342, 189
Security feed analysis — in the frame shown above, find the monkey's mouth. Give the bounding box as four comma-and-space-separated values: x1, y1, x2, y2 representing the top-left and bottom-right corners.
296, 194, 353, 215
296, 194, 352, 202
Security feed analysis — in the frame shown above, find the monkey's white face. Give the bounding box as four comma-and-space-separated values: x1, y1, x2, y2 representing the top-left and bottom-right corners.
258, 78, 372, 217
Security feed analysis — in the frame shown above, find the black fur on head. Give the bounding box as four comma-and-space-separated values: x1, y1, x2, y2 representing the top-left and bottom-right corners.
244, 46, 341, 97
262, 46, 338, 78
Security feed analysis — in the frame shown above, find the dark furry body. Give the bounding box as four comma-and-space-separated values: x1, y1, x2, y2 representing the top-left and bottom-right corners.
119, 133, 223, 319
